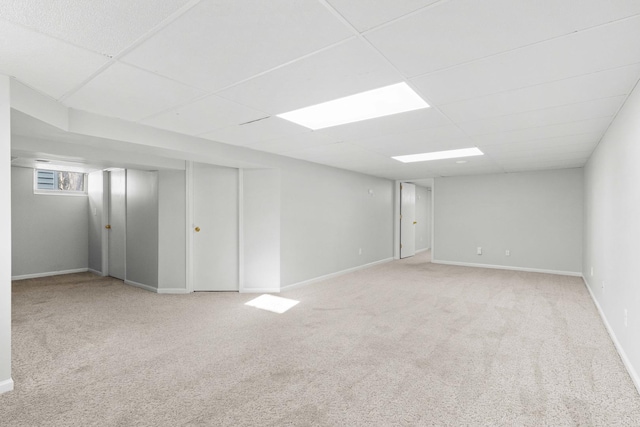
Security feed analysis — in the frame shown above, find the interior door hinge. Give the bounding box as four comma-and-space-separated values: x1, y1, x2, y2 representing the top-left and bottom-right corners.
400, 244, 403, 249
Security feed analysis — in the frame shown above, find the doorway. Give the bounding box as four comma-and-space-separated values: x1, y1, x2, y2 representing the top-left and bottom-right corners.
400, 182, 416, 258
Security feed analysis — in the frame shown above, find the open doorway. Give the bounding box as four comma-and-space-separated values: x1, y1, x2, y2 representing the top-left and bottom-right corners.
395, 180, 433, 260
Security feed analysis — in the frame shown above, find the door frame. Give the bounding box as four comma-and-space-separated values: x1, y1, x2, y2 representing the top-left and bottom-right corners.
393, 179, 436, 259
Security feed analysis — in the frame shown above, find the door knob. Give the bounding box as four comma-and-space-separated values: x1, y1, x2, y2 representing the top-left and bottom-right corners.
413, 221, 417, 225
194, 227, 201, 232
105, 224, 111, 229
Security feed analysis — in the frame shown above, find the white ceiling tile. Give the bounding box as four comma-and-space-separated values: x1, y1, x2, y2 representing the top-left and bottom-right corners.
122, 0, 353, 92
64, 63, 205, 121
200, 117, 308, 147
439, 64, 640, 123
355, 165, 439, 181
281, 142, 401, 172
0, 0, 193, 57
216, 38, 403, 114
458, 97, 625, 136
366, 0, 640, 77
486, 146, 595, 161
245, 132, 340, 154
283, 142, 369, 164
349, 125, 473, 156
140, 95, 268, 136
361, 157, 504, 179
325, 0, 440, 32
428, 164, 506, 177
412, 16, 640, 105
480, 134, 602, 155
0, 21, 110, 99
318, 107, 452, 141
471, 117, 611, 147
502, 158, 589, 172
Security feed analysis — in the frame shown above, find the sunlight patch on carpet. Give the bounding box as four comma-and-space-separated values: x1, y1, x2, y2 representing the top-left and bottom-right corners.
245, 294, 299, 314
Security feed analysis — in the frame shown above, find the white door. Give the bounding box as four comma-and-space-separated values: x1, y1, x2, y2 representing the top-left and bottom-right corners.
107, 169, 126, 280
192, 163, 239, 291
400, 182, 416, 258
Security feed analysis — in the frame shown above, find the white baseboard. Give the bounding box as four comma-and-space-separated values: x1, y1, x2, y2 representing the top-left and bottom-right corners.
281, 257, 394, 292
582, 276, 640, 395
12, 268, 89, 281
240, 288, 280, 294
0, 378, 14, 394
431, 259, 582, 277
126, 281, 189, 294
124, 280, 158, 293
87, 268, 102, 276
416, 247, 431, 254
157, 287, 189, 294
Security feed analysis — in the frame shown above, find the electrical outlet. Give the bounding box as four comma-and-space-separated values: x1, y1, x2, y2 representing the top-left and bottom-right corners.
590, 266, 594, 277
624, 309, 628, 327
358, 248, 362, 255
505, 250, 510, 256
601, 281, 605, 292
477, 247, 482, 255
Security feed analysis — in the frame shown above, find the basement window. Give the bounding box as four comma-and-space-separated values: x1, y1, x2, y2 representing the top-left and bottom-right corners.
34, 169, 87, 195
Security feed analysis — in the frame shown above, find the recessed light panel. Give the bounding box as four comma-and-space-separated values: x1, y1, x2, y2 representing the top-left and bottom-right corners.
393, 147, 484, 163
277, 82, 429, 130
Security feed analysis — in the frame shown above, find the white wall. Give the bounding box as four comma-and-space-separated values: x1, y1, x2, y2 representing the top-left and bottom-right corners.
11, 166, 89, 278
87, 171, 104, 274
433, 169, 583, 274
158, 169, 186, 291
280, 162, 394, 287
583, 80, 640, 391
416, 186, 431, 251
125, 170, 158, 288
1, 75, 13, 393
243, 168, 281, 292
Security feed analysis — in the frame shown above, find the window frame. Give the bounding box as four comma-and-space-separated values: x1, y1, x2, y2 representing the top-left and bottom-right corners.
33, 169, 88, 196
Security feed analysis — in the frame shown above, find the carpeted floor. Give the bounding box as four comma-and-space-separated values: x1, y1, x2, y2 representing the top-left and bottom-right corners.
1, 251, 639, 426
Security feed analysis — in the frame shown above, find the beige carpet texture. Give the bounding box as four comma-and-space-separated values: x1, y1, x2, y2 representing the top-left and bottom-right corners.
1, 252, 639, 426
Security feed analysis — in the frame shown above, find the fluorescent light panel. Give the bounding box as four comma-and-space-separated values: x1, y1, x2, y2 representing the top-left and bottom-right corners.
393, 147, 484, 163
277, 82, 429, 130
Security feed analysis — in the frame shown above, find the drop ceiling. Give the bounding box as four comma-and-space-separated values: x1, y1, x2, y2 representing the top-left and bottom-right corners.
2, 0, 640, 180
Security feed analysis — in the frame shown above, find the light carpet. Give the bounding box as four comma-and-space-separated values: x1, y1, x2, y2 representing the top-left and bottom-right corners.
1, 252, 639, 426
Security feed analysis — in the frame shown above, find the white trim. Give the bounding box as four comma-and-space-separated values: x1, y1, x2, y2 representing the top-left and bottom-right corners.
431, 259, 582, 277
393, 181, 401, 260
583, 276, 640, 395
0, 378, 14, 394
281, 257, 394, 292
101, 170, 109, 277
416, 247, 430, 254
124, 280, 157, 293
185, 161, 194, 293
12, 268, 88, 281
157, 288, 189, 294
240, 288, 280, 294
87, 268, 102, 275
238, 169, 244, 293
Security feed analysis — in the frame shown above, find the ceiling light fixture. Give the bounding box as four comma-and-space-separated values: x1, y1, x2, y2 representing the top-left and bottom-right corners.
393, 147, 484, 163
277, 82, 429, 130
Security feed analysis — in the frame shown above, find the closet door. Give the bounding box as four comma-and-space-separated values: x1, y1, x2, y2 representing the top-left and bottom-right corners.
107, 169, 126, 280
192, 163, 239, 291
